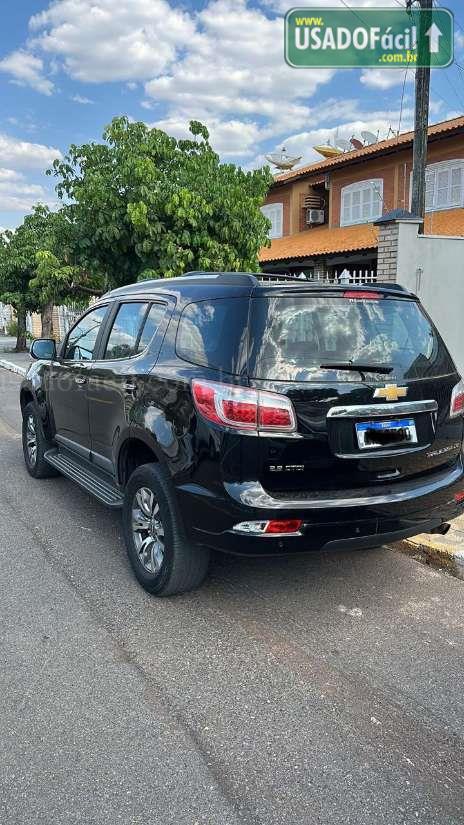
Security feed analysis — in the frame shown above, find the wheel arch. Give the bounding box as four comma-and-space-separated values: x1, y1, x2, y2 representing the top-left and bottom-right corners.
117, 435, 161, 488
20, 387, 35, 412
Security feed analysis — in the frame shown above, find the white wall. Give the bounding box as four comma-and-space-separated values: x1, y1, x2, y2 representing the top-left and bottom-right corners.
396, 220, 464, 376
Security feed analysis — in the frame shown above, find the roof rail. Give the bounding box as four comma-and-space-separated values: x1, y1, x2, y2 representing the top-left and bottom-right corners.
256, 272, 308, 282
183, 271, 258, 286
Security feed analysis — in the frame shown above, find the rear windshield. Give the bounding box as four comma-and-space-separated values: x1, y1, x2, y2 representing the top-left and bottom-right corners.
248, 295, 454, 382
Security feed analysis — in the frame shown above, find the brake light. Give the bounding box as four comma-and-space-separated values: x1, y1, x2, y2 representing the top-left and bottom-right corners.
454, 492, 464, 504
450, 379, 464, 418
343, 291, 382, 300
192, 379, 296, 433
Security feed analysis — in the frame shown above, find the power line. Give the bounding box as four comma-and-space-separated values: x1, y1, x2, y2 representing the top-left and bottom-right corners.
397, 68, 410, 135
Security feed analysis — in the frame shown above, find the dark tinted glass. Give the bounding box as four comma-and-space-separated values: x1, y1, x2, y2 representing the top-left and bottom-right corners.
176, 298, 249, 374
104, 302, 148, 360
138, 303, 166, 351
248, 296, 454, 382
64, 306, 107, 361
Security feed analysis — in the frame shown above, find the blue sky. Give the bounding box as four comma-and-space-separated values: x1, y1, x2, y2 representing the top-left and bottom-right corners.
0, 0, 463, 230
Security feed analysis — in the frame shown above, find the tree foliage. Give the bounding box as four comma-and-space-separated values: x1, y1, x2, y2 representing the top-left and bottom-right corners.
48, 117, 273, 285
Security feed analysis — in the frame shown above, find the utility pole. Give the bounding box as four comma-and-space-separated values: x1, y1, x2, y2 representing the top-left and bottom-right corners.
410, 0, 433, 230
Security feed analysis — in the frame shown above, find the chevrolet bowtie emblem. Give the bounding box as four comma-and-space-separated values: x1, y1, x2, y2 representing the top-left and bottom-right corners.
374, 384, 408, 402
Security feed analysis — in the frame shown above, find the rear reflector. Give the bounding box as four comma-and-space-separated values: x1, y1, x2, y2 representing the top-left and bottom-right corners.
450, 379, 464, 418
264, 520, 303, 534
455, 492, 464, 504
232, 519, 303, 536
192, 379, 296, 434
343, 290, 382, 300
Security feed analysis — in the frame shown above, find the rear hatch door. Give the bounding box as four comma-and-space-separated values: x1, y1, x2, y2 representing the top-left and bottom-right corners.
247, 288, 463, 493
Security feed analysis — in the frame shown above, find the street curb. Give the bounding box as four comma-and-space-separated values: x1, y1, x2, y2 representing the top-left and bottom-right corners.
0, 359, 27, 377
399, 533, 464, 577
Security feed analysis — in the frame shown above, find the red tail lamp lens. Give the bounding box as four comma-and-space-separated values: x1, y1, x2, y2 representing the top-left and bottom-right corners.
343, 291, 381, 300
192, 379, 296, 433
264, 520, 303, 534
455, 492, 464, 504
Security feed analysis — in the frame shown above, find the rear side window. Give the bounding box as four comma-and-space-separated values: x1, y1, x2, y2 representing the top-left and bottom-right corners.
248, 295, 454, 382
104, 302, 148, 360
176, 298, 249, 374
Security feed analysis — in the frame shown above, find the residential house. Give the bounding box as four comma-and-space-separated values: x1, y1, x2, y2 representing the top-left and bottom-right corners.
259, 115, 464, 281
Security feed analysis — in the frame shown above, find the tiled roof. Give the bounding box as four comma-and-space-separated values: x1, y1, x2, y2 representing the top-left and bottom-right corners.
259, 223, 378, 262
259, 208, 464, 263
424, 208, 464, 236
272, 116, 464, 186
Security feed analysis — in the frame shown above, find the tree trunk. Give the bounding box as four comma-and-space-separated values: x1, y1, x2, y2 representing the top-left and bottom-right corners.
41, 301, 54, 338
15, 306, 27, 352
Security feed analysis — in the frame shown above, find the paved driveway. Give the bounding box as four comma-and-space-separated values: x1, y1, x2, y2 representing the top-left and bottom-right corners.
1, 369, 463, 825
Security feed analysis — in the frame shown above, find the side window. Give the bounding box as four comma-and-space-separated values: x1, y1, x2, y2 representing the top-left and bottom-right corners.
138, 303, 167, 351
103, 302, 148, 360
176, 298, 249, 374
64, 306, 108, 361
261, 203, 283, 239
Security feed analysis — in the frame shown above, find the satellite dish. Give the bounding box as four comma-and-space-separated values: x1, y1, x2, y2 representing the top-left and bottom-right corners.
265, 146, 302, 170
362, 130, 378, 146
350, 136, 364, 150
335, 138, 351, 152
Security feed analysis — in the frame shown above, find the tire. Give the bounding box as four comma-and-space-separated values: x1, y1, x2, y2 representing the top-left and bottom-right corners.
22, 401, 59, 479
122, 463, 210, 596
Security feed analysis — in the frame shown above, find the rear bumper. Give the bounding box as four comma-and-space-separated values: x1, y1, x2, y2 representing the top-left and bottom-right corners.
176, 460, 464, 556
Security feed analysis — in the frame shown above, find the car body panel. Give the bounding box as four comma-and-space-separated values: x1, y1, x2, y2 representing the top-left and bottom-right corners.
19, 273, 464, 557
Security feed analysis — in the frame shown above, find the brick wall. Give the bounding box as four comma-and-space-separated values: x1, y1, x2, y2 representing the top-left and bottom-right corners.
376, 223, 399, 282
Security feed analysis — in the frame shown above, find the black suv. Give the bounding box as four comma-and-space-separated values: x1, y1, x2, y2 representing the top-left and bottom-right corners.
20, 272, 464, 595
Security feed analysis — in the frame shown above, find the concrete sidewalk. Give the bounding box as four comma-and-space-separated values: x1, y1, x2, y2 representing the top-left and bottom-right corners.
0, 352, 30, 375
403, 512, 464, 578
0, 336, 31, 375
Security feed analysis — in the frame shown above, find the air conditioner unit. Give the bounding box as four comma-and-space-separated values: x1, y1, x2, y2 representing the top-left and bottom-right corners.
306, 208, 325, 225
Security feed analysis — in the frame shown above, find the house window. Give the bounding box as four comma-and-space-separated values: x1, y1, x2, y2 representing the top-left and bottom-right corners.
261, 203, 283, 239
423, 160, 464, 212
340, 180, 383, 227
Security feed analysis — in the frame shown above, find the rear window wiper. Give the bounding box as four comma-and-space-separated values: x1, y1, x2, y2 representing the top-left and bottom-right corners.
319, 362, 394, 378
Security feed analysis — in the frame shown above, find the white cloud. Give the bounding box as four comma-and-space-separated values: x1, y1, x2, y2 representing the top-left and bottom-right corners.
71, 94, 94, 104
0, 168, 23, 182
0, 50, 53, 95
152, 115, 264, 158
259, 107, 416, 170
29, 0, 195, 83
360, 68, 415, 91
145, 0, 334, 143
0, 134, 62, 170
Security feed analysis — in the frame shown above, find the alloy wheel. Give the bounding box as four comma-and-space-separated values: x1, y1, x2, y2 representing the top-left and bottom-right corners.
131, 487, 165, 575
26, 414, 37, 467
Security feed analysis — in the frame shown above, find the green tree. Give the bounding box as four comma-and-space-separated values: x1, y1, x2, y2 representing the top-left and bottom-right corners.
0, 209, 51, 351
30, 208, 104, 336
48, 117, 273, 285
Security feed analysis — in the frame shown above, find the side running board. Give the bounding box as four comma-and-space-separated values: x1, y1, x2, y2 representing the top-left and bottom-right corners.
45, 448, 123, 508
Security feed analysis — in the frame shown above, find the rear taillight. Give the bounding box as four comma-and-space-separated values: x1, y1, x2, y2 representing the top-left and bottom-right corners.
450, 379, 464, 418
191, 379, 296, 433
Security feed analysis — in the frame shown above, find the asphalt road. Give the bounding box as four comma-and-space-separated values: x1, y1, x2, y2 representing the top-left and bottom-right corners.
1, 369, 464, 825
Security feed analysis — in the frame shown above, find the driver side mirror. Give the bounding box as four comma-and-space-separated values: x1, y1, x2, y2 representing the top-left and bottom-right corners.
30, 338, 56, 361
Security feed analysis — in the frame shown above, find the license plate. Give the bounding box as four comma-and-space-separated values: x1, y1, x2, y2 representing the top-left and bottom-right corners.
355, 418, 418, 450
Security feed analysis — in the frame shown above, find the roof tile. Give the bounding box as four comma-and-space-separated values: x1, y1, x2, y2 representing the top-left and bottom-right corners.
259, 209, 464, 263
272, 116, 464, 185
